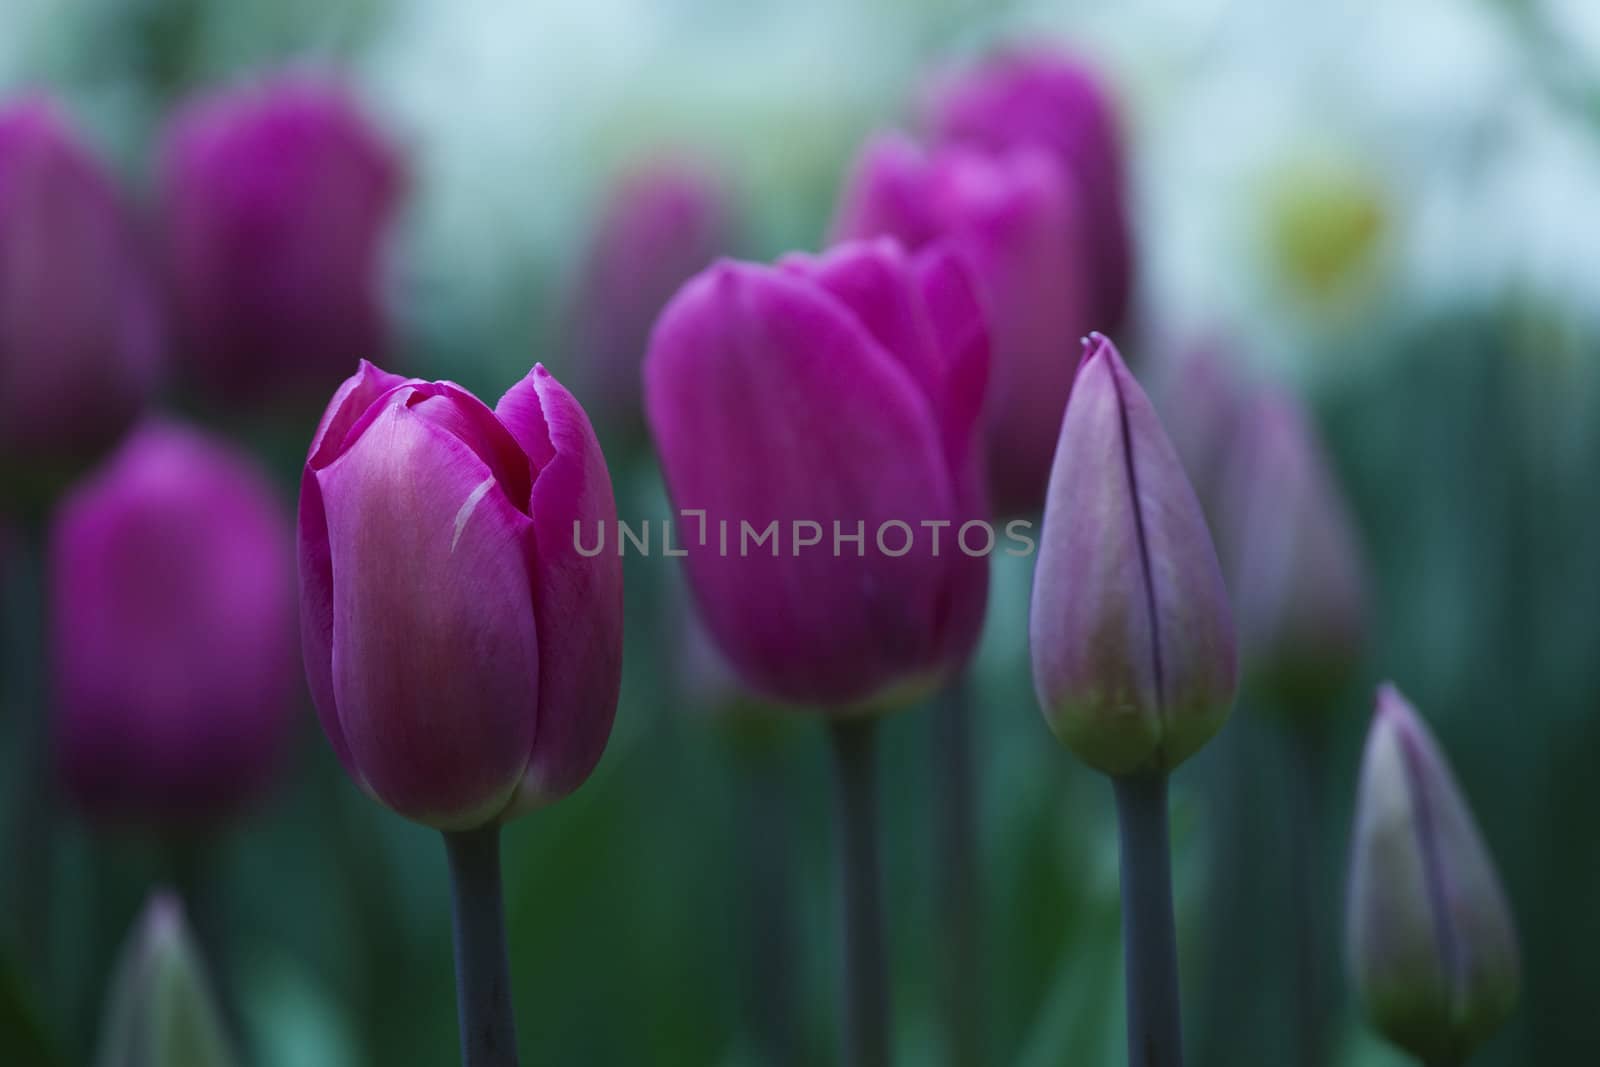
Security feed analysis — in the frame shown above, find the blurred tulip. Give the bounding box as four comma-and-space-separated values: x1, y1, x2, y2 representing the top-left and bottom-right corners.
1154, 340, 1252, 525
1347, 684, 1520, 1063
300, 360, 622, 829
1030, 334, 1236, 776
644, 238, 989, 709
95, 890, 236, 1067
51, 421, 297, 826
0, 96, 160, 495
568, 157, 732, 440
834, 132, 1083, 516
923, 46, 1133, 335
1222, 390, 1368, 706
160, 74, 402, 403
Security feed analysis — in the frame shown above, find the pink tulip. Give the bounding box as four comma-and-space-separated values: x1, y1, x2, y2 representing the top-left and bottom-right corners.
833, 133, 1084, 516
644, 238, 990, 709
160, 75, 402, 403
52, 422, 297, 824
1, 96, 160, 483
924, 46, 1133, 335
299, 361, 622, 829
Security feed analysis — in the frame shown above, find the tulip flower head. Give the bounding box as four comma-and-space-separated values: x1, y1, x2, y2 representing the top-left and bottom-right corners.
1030, 335, 1236, 776
1347, 684, 1520, 1063
644, 239, 990, 710
833, 132, 1083, 517
52, 422, 297, 826
568, 156, 732, 439
300, 361, 622, 830
1153, 340, 1251, 526
95, 891, 236, 1067
1, 97, 160, 492
923, 46, 1132, 336
160, 74, 402, 403
1221, 390, 1368, 706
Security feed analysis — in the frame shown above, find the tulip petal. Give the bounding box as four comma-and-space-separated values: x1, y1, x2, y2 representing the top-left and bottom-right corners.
830, 132, 940, 249
928, 147, 1085, 517
318, 395, 539, 828
300, 361, 411, 769
914, 242, 990, 482
403, 382, 533, 511
645, 260, 965, 706
1113, 340, 1236, 767
1348, 686, 1521, 1061
1031, 336, 1234, 774
926, 47, 1132, 331
496, 365, 623, 807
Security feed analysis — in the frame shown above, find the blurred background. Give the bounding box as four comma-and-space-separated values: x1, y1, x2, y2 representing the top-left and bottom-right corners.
3, 0, 1598, 1064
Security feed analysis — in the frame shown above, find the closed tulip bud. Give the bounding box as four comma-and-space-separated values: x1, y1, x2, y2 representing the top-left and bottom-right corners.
1347, 685, 1520, 1063
568, 157, 732, 440
300, 361, 622, 829
834, 132, 1085, 516
1154, 340, 1250, 526
1030, 335, 1236, 776
1221, 390, 1367, 705
1, 97, 161, 497
51, 422, 298, 826
923, 47, 1133, 336
160, 75, 402, 403
95, 891, 236, 1067
644, 239, 990, 710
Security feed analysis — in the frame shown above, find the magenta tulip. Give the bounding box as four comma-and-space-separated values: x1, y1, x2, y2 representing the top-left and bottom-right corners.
924, 46, 1133, 335
1, 96, 160, 484
160, 75, 402, 403
1030, 335, 1236, 777
833, 132, 1084, 516
644, 238, 990, 710
51, 422, 297, 825
1347, 684, 1520, 1063
567, 157, 732, 438
299, 361, 622, 830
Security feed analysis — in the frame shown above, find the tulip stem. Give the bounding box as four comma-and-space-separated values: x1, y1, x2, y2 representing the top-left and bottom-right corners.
1287, 720, 1329, 1067
443, 826, 520, 1067
828, 716, 890, 1067
4, 522, 55, 995
1113, 772, 1184, 1067
934, 674, 980, 1067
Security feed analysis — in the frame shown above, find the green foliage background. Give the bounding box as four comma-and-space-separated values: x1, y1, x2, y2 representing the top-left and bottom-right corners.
3, 0, 1598, 1064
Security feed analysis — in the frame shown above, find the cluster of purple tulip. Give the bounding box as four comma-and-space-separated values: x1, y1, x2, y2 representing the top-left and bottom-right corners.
1, 47, 1518, 1067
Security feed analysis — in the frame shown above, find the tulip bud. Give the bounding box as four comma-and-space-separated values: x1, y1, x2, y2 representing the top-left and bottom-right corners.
1153, 340, 1251, 526
567, 157, 732, 440
923, 47, 1133, 336
160, 74, 402, 404
51, 422, 298, 826
1, 96, 160, 499
833, 132, 1085, 516
1030, 335, 1236, 776
299, 361, 622, 829
644, 239, 990, 710
94, 891, 236, 1067
1347, 685, 1520, 1063
1221, 390, 1367, 705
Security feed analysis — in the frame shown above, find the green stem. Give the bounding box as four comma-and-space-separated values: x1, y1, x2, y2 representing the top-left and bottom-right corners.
1287, 722, 1329, 1067
1113, 773, 1184, 1067
828, 717, 889, 1067
443, 826, 519, 1067
934, 675, 980, 1067
4, 522, 55, 994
